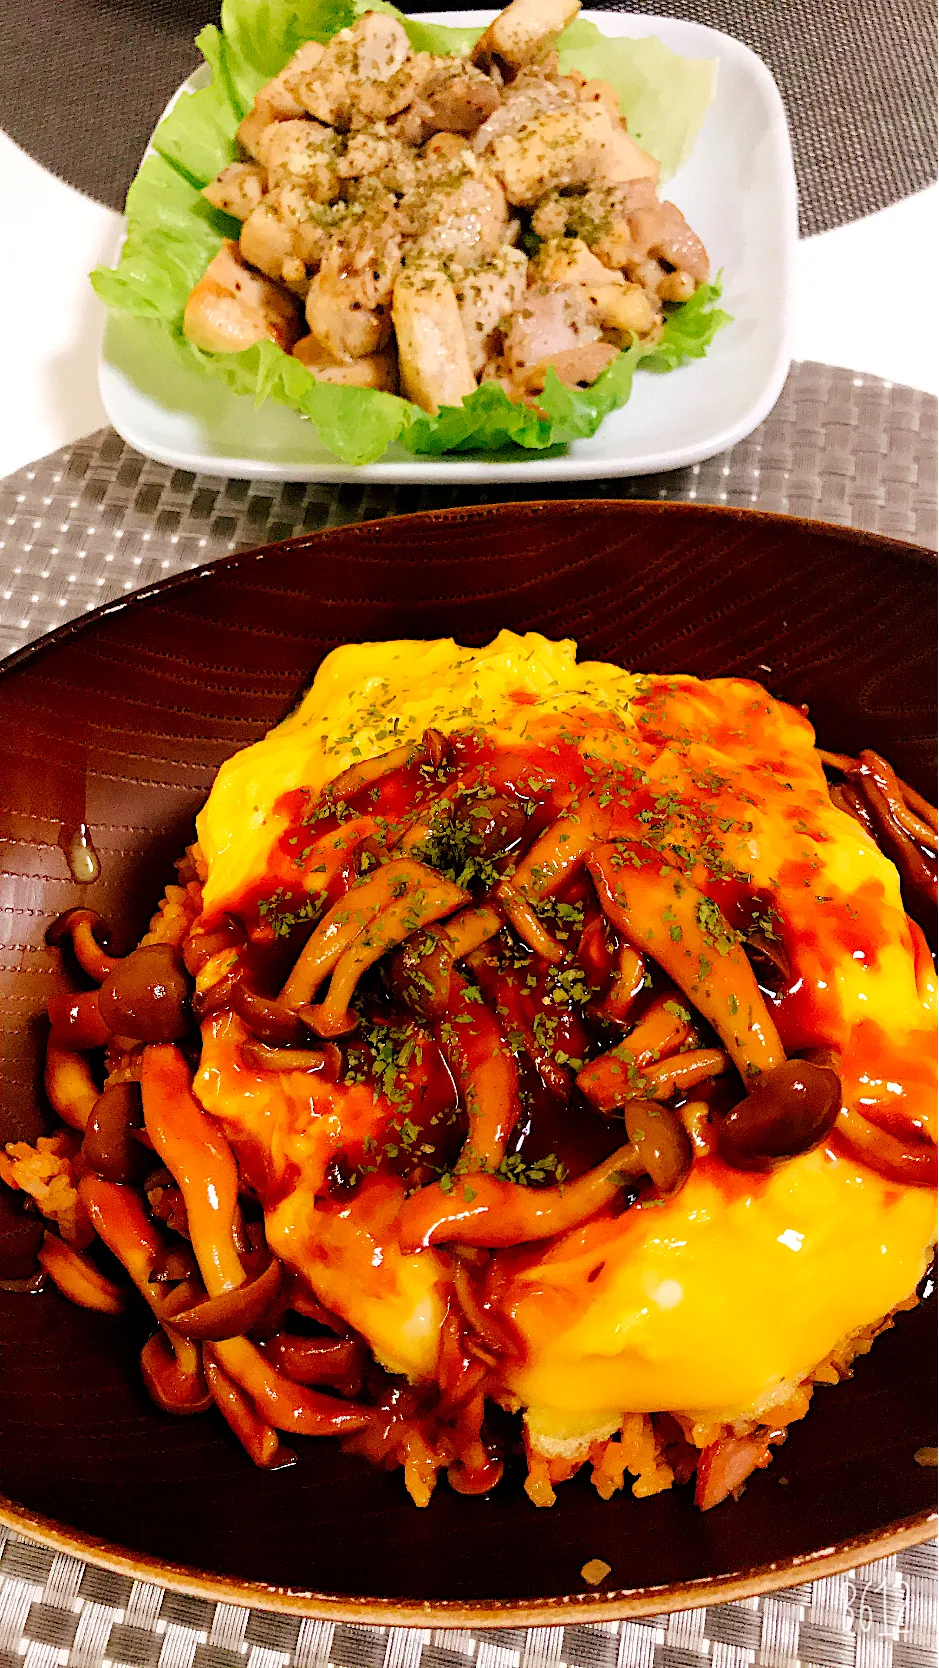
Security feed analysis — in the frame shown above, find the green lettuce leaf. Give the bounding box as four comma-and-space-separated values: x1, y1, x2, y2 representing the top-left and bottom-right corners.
555, 21, 716, 180
91, 0, 728, 467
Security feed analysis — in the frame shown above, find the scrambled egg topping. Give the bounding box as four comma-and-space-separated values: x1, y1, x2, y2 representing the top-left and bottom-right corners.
194, 632, 936, 1424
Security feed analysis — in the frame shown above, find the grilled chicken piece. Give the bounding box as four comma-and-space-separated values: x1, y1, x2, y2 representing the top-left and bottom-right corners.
202, 162, 267, 221
183, 241, 300, 354
256, 40, 325, 121
304, 204, 402, 360
514, 339, 617, 393
239, 187, 336, 289
240, 200, 294, 284
297, 12, 424, 129
420, 60, 502, 133
255, 119, 340, 201
305, 271, 391, 360
237, 108, 274, 162
455, 246, 528, 373
236, 40, 325, 158
541, 180, 708, 295
500, 278, 618, 396
503, 283, 601, 374
574, 75, 626, 125
627, 198, 710, 286
392, 267, 477, 413
530, 236, 659, 337
389, 100, 438, 149
292, 335, 398, 390
338, 125, 419, 192
473, 0, 581, 76
488, 102, 657, 207
530, 235, 616, 287
473, 65, 574, 154
401, 140, 508, 267
544, 179, 655, 267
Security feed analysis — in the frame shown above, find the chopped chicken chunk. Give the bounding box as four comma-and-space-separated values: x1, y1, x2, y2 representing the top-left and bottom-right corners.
628, 198, 710, 284
529, 236, 658, 337
298, 13, 423, 129
239, 187, 341, 287
514, 339, 618, 394
473, 0, 580, 76
236, 41, 325, 159
392, 267, 477, 412
183, 240, 300, 353
456, 246, 528, 373
530, 235, 618, 288
401, 142, 508, 267
305, 204, 402, 360
473, 66, 574, 154
256, 119, 340, 201
421, 61, 502, 133
292, 335, 398, 390
502, 283, 600, 374
489, 102, 657, 207
202, 162, 267, 221
239, 199, 295, 282
255, 41, 325, 122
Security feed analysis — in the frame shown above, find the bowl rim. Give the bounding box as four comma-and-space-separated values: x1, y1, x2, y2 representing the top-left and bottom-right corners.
1, 498, 935, 684
0, 1493, 934, 1625
0, 497, 934, 1622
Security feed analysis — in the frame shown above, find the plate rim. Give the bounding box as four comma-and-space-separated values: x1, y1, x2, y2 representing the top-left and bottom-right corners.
0, 498, 934, 1622
97, 6, 798, 483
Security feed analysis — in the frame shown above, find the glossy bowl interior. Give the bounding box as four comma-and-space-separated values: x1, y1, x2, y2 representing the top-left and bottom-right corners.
0, 500, 935, 1623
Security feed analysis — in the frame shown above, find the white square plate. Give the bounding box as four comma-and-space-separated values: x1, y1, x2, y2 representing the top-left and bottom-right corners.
98, 9, 798, 484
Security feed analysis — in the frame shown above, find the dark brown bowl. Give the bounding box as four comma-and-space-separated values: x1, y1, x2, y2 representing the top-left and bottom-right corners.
0, 501, 935, 1624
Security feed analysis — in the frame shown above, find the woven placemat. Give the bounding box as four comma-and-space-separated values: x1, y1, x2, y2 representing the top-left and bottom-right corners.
0, 360, 935, 662
0, 1526, 934, 1665
0, 0, 934, 237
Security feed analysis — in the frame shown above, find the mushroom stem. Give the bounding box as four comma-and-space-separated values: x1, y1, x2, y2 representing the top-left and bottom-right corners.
576, 992, 696, 1113
599, 943, 646, 1025
47, 909, 117, 983
37, 1232, 126, 1313
281, 857, 456, 1009
44, 1042, 99, 1130
321, 741, 419, 805
854, 776, 938, 921
505, 804, 608, 900
398, 1141, 644, 1251
442, 903, 503, 961
820, 748, 938, 834
78, 1175, 195, 1315
834, 1104, 937, 1187
857, 750, 938, 853
140, 1328, 212, 1415
496, 882, 564, 963
209, 1334, 372, 1435
633, 1048, 730, 1101
141, 1044, 246, 1296
588, 847, 784, 1082
162, 1256, 282, 1341
434, 971, 522, 1171
204, 1353, 296, 1467
306, 872, 470, 1037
